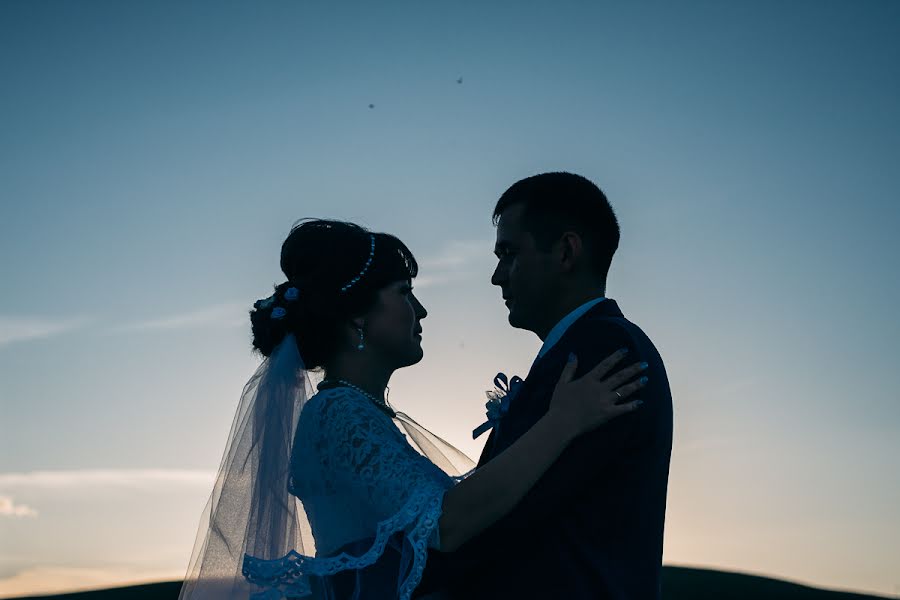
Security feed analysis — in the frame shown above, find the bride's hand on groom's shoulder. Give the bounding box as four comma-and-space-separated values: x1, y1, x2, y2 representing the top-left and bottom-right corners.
547, 348, 648, 440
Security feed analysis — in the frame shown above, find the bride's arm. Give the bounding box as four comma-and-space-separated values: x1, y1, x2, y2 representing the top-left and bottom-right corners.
436, 350, 646, 552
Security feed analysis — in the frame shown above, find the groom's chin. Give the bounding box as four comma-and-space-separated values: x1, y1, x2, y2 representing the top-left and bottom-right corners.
507, 311, 536, 334
506, 308, 524, 328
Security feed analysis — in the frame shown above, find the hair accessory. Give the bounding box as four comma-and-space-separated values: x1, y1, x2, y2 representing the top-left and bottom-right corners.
271, 307, 287, 320
340, 234, 376, 293
254, 295, 276, 310
284, 287, 300, 301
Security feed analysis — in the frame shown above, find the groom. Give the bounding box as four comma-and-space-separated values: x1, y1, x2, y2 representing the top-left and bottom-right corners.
418, 172, 673, 599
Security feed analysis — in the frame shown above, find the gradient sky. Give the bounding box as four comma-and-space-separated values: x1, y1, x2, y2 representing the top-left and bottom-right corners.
1, 1, 899, 597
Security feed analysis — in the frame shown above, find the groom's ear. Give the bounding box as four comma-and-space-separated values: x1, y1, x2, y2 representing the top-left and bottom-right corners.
557, 231, 584, 273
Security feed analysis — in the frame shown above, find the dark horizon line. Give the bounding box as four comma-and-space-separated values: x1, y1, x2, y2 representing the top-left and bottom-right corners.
7, 564, 895, 600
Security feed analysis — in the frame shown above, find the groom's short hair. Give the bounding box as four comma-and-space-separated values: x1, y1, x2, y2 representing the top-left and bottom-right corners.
493, 172, 620, 282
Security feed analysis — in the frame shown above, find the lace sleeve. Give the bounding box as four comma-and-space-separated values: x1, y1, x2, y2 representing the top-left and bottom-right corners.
316, 389, 454, 521
242, 388, 454, 600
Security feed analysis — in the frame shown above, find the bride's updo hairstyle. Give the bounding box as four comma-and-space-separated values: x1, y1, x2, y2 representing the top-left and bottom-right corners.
250, 219, 418, 367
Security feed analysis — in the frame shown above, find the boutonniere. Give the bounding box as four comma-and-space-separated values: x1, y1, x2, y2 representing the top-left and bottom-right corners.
472, 372, 524, 439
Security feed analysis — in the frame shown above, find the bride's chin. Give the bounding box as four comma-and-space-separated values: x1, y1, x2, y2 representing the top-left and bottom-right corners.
392, 347, 424, 370
407, 347, 424, 365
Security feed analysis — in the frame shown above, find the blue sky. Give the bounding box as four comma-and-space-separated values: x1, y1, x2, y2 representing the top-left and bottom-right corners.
1, 1, 899, 597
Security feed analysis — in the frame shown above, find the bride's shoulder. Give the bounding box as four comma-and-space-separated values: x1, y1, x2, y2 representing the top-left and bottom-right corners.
296, 387, 371, 444
309, 386, 372, 406
303, 387, 377, 422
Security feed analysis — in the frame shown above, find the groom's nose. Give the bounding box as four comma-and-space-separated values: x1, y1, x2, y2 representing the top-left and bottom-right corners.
491, 262, 506, 287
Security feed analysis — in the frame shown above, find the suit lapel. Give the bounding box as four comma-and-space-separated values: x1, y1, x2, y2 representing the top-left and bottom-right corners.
483, 299, 626, 461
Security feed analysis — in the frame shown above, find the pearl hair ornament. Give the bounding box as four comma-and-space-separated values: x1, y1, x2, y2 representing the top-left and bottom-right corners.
340, 234, 376, 293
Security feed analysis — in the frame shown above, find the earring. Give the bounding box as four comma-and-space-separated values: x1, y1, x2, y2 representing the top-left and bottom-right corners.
356, 327, 365, 351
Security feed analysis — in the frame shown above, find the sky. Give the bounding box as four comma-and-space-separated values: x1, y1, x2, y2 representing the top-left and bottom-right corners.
1, 0, 899, 597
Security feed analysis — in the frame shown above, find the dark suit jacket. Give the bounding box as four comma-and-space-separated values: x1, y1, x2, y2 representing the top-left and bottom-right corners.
417, 299, 673, 599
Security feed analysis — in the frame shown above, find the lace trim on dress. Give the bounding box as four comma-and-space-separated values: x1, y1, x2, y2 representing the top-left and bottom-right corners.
242, 463, 447, 600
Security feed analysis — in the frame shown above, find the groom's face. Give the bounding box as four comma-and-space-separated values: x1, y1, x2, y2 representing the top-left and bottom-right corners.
492, 204, 560, 336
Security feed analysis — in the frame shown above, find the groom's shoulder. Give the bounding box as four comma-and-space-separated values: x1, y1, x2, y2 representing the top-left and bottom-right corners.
561, 301, 667, 378
568, 299, 652, 347
565, 302, 672, 435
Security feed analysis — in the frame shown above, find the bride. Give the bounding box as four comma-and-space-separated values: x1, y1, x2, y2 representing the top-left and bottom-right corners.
178, 219, 647, 599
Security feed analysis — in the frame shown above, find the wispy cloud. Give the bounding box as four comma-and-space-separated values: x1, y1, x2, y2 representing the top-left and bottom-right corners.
416, 240, 492, 288
0, 316, 90, 347
419, 240, 490, 270
0, 469, 215, 490
0, 495, 37, 518
0, 565, 182, 598
111, 303, 247, 333
0, 469, 214, 598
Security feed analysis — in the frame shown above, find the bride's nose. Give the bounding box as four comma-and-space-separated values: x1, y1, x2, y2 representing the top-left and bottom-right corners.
413, 297, 427, 319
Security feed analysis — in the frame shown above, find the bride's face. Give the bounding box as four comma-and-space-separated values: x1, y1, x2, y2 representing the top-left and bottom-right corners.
362, 279, 427, 368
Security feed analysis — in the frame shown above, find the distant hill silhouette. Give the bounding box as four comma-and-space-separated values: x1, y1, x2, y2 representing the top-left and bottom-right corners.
9, 566, 892, 600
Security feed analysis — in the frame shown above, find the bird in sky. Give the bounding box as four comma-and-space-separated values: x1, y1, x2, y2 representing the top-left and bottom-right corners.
457, 77, 463, 84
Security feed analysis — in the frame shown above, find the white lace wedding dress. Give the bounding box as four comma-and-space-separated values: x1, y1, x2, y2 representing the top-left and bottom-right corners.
242, 387, 462, 599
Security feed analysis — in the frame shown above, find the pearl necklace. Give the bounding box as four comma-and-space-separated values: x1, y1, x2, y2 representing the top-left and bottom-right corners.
320, 379, 392, 413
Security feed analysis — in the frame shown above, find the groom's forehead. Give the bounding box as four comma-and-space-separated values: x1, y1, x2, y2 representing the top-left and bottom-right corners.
495, 210, 539, 254
495, 204, 526, 240
493, 224, 518, 251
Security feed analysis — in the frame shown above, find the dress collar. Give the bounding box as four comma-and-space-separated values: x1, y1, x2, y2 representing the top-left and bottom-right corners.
536, 297, 607, 360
